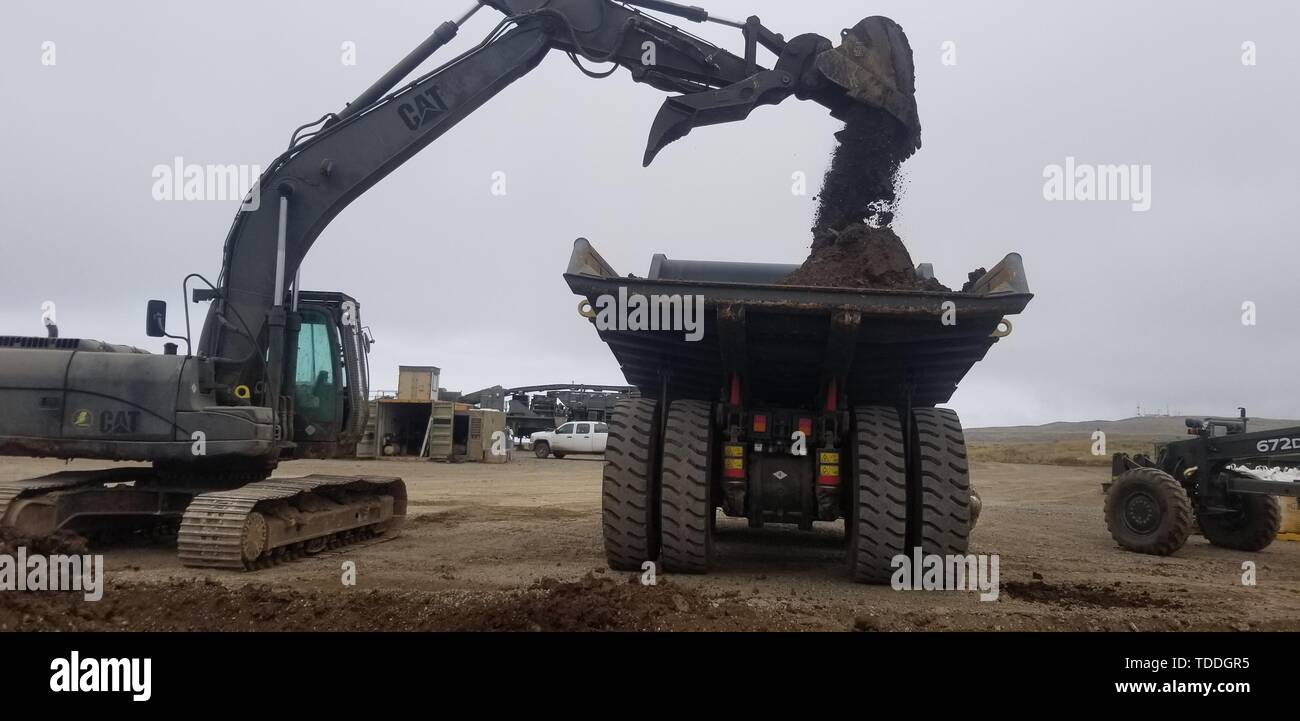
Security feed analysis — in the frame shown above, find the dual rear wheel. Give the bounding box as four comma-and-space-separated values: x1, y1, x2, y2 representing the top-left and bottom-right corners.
601, 399, 714, 574
601, 400, 975, 584
848, 406, 973, 583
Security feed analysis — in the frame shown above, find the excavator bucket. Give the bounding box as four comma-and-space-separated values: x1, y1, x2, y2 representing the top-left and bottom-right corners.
815, 16, 922, 151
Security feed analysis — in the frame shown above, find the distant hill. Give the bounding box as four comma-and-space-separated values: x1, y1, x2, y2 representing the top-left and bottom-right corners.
968, 416, 1300, 443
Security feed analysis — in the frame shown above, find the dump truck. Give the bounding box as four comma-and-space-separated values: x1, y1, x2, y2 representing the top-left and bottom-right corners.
565, 238, 1032, 583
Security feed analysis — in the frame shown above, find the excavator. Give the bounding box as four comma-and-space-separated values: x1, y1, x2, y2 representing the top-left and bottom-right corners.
0, 0, 920, 569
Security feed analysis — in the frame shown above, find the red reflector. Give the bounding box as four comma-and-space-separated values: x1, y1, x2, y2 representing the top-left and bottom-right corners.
817, 475, 840, 486
752, 414, 768, 433
798, 418, 812, 436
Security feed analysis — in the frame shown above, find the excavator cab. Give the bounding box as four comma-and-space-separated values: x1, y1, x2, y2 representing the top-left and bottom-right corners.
286, 291, 372, 459
141, 289, 371, 461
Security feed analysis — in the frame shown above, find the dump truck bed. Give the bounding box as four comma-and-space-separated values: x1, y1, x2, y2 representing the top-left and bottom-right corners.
563, 238, 1032, 408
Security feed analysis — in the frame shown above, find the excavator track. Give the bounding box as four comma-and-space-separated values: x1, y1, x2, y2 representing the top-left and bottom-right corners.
0, 468, 150, 530
177, 474, 407, 570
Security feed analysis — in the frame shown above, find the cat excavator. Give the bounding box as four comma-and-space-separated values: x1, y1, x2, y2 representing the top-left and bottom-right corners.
0, 0, 921, 569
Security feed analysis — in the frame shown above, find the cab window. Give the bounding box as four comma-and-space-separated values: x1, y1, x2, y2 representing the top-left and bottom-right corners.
575, 423, 592, 434
556, 423, 575, 434
595, 423, 609, 434
295, 310, 337, 424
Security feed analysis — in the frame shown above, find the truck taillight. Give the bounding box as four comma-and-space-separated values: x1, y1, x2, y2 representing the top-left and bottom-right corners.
817, 450, 840, 486
724, 443, 745, 478
752, 414, 768, 433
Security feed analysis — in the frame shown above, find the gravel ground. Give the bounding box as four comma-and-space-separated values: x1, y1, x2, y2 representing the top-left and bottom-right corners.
3, 455, 1298, 631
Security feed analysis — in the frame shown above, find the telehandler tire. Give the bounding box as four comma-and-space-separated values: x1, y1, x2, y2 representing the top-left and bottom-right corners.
660, 400, 714, 574
911, 408, 972, 556
849, 406, 908, 584
1104, 467, 1192, 555
1199, 492, 1280, 552
601, 398, 662, 571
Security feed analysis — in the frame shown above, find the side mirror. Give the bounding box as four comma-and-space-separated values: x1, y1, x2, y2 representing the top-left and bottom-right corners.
146, 300, 168, 338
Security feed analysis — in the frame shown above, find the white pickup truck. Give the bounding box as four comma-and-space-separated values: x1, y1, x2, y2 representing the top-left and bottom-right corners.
530, 421, 608, 459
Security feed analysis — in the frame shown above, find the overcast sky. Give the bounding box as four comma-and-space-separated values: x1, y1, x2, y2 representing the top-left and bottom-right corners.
2, 0, 1297, 427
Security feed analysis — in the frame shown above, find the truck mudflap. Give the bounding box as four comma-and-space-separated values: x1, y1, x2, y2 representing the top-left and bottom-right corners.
176, 475, 407, 570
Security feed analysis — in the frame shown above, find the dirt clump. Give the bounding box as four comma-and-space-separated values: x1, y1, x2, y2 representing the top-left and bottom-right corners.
0, 572, 798, 632
0, 527, 88, 556
1002, 579, 1186, 610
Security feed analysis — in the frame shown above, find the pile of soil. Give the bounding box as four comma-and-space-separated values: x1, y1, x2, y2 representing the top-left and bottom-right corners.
0, 527, 88, 556
783, 223, 947, 291
784, 104, 944, 290
1002, 579, 1187, 610
0, 573, 799, 632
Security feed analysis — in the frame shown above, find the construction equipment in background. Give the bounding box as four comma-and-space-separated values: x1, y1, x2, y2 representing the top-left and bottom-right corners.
565, 238, 1032, 583
1106, 408, 1295, 556
461, 383, 635, 438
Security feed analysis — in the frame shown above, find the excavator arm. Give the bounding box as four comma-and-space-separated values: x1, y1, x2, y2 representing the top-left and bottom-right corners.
199, 0, 920, 433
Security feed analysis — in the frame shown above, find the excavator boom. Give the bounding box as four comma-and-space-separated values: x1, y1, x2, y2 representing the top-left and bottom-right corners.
203, 2, 920, 432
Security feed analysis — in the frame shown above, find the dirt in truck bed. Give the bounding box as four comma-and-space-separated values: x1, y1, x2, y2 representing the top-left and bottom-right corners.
783, 222, 949, 291
784, 102, 947, 291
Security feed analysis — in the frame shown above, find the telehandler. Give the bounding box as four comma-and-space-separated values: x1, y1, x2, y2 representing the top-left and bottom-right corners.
1107, 409, 1292, 555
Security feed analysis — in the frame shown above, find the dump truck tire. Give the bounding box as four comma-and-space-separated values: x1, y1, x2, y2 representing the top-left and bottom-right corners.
1199, 493, 1280, 552
602, 398, 662, 571
849, 406, 908, 584
1104, 467, 1192, 555
912, 408, 972, 556
660, 400, 713, 574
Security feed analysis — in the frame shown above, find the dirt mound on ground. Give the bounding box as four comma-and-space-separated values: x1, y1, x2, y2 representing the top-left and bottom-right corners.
1002, 579, 1187, 610
0, 527, 88, 556
458, 574, 749, 631
0, 572, 796, 632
